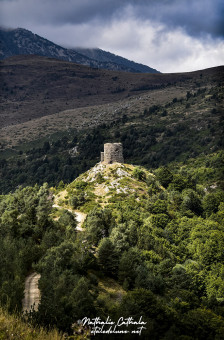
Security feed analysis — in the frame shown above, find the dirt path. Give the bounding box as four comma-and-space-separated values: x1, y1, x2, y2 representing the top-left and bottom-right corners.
22, 272, 41, 312
22, 206, 86, 311
52, 203, 86, 231
74, 210, 86, 231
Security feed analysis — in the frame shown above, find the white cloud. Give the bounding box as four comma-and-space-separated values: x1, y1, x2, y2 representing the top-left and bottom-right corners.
93, 18, 224, 73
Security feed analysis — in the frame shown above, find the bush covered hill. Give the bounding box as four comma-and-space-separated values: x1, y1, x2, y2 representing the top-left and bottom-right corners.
0, 157, 224, 339
0, 78, 223, 194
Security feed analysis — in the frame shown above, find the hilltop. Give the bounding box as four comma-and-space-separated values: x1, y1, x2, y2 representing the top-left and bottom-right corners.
53, 162, 153, 215
0, 40, 223, 195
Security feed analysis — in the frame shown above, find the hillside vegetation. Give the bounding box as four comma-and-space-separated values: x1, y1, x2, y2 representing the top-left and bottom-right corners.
0, 307, 63, 340
0, 48, 224, 338
0, 55, 165, 128
0, 77, 223, 194
0, 156, 224, 339
1, 56, 223, 129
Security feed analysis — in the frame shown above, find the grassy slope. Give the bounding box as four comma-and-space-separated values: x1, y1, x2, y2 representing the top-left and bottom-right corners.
0, 307, 62, 340
53, 162, 152, 213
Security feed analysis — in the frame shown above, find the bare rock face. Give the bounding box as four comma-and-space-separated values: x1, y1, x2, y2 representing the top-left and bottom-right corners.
101, 143, 124, 164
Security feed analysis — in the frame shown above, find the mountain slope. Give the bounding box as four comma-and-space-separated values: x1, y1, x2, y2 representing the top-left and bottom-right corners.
0, 55, 223, 141
0, 28, 88, 64
0, 55, 223, 194
74, 47, 159, 73
0, 81, 223, 194
0, 54, 192, 128
0, 27, 159, 73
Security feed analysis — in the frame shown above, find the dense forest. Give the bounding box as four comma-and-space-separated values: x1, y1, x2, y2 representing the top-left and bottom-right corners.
0, 150, 224, 339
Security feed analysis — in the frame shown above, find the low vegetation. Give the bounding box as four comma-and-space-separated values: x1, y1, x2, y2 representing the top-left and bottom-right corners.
0, 83, 223, 194
0, 154, 224, 339
0, 306, 63, 340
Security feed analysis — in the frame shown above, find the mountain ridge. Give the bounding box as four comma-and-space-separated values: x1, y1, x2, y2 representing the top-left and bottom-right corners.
0, 27, 159, 73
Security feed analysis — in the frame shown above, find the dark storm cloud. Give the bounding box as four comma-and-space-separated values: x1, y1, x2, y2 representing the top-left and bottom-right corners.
1, 0, 224, 38
48, 0, 224, 38
141, 0, 224, 38
47, 0, 224, 38
1, 0, 223, 72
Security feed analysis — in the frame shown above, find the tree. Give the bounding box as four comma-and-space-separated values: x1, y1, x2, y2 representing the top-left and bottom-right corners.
181, 189, 203, 216
168, 174, 188, 192
110, 223, 130, 254
150, 214, 170, 229
181, 308, 224, 340
203, 193, 222, 217
120, 288, 172, 339
58, 210, 78, 231
148, 199, 168, 214
156, 167, 173, 188
42, 141, 50, 153
97, 238, 118, 277
85, 208, 116, 246
205, 263, 224, 299
70, 277, 95, 319
188, 219, 224, 267
118, 248, 140, 288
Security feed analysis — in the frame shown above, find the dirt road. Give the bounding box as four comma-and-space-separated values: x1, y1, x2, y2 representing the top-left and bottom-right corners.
22, 272, 41, 312
52, 203, 86, 231
22, 206, 86, 311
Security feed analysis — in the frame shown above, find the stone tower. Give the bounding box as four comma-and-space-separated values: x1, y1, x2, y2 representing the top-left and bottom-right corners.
101, 143, 124, 164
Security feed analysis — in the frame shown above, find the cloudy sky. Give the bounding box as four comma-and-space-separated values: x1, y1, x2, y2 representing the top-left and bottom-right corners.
1, 0, 224, 72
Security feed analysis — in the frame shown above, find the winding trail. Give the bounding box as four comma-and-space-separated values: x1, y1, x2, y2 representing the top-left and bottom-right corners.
22, 272, 41, 312
52, 203, 86, 231
22, 204, 86, 311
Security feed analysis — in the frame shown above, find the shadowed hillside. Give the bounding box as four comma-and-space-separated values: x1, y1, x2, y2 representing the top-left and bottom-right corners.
1, 55, 223, 129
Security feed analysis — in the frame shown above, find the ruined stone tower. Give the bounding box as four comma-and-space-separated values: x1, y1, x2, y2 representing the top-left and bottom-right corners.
101, 143, 124, 164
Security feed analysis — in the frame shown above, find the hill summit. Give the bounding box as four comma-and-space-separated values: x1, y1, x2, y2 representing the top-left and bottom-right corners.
53, 160, 153, 215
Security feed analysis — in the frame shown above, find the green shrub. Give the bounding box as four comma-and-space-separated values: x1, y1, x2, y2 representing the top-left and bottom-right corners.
132, 167, 146, 181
